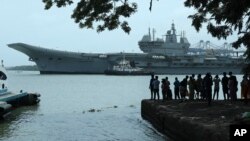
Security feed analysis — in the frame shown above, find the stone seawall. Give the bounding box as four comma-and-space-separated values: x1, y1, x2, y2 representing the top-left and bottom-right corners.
141, 100, 250, 141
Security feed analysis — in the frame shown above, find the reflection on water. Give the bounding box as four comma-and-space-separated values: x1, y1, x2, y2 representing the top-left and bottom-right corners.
0, 71, 169, 141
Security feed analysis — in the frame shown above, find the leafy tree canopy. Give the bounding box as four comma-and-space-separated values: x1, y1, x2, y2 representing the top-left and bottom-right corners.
184, 0, 250, 57
43, 0, 250, 59
184, 0, 250, 72
42, 0, 138, 33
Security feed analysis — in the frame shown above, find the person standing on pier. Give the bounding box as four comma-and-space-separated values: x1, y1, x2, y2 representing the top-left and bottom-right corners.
149, 74, 155, 100
173, 77, 180, 99
192, 74, 197, 97
181, 76, 189, 98
204, 73, 213, 105
213, 75, 221, 100
165, 77, 171, 100
188, 76, 195, 100
196, 74, 203, 99
153, 76, 160, 100
241, 75, 249, 104
221, 72, 229, 100
161, 79, 167, 101
180, 78, 187, 100
228, 72, 238, 101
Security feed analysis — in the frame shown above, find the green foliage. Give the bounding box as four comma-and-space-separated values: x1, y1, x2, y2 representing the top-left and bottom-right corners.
184, 0, 250, 49
43, 0, 137, 34
184, 0, 250, 72
43, 0, 73, 9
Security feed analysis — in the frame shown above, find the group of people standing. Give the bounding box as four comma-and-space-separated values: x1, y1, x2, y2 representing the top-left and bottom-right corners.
149, 72, 250, 105
149, 75, 172, 101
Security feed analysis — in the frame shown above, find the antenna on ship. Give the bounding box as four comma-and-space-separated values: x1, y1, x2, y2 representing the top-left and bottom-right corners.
148, 27, 151, 41
171, 20, 176, 35
152, 28, 156, 41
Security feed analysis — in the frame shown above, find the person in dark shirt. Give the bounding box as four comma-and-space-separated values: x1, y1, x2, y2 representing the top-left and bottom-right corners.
182, 76, 189, 97
228, 72, 238, 101
196, 74, 203, 99
161, 79, 167, 101
241, 75, 249, 104
149, 74, 154, 100
213, 75, 221, 100
204, 73, 213, 105
165, 77, 172, 100
184, 75, 188, 89
221, 72, 229, 100
180, 78, 187, 100
188, 76, 196, 100
173, 77, 180, 99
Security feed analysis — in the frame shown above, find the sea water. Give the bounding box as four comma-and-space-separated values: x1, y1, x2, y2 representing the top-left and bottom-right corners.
0, 71, 169, 141
0, 71, 243, 141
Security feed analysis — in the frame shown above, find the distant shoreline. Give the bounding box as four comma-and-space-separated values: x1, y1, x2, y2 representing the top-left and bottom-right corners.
6, 65, 38, 71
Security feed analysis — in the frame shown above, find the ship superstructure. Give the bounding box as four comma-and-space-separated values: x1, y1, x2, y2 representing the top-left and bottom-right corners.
139, 23, 190, 56
8, 23, 246, 74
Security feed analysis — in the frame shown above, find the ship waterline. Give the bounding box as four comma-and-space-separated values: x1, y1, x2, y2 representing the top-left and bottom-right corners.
7, 24, 246, 74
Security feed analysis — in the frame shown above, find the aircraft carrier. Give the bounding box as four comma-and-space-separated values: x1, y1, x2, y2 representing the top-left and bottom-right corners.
8, 23, 246, 74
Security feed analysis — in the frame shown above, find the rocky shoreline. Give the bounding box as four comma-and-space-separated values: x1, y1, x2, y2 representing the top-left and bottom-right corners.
141, 100, 250, 141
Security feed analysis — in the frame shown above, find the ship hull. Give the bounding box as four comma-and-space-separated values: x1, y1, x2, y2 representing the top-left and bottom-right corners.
35, 56, 109, 74
40, 71, 104, 74
8, 43, 245, 75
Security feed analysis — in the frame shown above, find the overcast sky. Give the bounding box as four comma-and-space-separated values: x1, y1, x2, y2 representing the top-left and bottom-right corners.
0, 0, 238, 66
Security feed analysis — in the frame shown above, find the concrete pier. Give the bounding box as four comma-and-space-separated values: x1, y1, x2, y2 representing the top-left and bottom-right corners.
141, 100, 250, 141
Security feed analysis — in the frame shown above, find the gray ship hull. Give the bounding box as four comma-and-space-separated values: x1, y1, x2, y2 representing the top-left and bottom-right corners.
8, 43, 245, 75
36, 56, 109, 74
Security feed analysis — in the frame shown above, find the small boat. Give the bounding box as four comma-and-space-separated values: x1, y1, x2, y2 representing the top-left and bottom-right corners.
0, 61, 9, 95
104, 59, 153, 75
0, 61, 12, 118
0, 60, 41, 118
